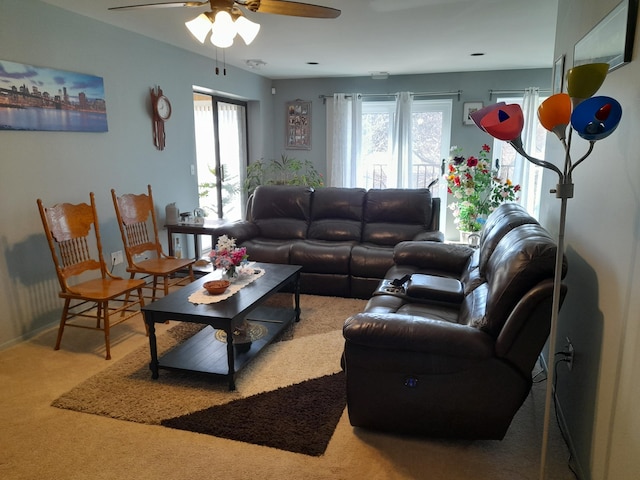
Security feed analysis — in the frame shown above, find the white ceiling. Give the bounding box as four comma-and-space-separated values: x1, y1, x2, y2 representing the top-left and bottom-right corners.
41, 0, 559, 79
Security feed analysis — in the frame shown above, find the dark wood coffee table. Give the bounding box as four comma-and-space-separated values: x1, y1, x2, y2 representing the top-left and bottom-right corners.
141, 262, 301, 390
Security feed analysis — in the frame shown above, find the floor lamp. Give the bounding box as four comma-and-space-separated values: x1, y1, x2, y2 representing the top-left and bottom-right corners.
469, 63, 623, 480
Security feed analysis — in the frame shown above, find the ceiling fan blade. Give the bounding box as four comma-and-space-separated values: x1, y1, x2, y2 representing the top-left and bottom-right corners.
108, 1, 208, 11
241, 0, 341, 18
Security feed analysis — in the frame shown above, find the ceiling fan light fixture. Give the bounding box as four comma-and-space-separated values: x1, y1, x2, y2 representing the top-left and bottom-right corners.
235, 16, 261, 45
214, 11, 237, 36
210, 29, 235, 48
185, 13, 213, 43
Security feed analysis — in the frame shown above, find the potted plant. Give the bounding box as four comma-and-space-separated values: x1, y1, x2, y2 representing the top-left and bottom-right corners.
244, 154, 324, 195
444, 144, 521, 240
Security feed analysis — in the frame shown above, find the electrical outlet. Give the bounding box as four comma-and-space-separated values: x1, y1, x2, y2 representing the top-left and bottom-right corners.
111, 250, 123, 266
565, 337, 574, 371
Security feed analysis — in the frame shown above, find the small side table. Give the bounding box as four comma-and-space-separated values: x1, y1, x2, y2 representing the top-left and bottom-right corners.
166, 218, 231, 258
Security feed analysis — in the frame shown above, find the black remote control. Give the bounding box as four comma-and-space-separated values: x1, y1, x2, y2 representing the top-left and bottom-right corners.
391, 274, 411, 287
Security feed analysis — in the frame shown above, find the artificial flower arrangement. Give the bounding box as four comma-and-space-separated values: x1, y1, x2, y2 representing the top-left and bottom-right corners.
209, 235, 248, 278
445, 144, 521, 232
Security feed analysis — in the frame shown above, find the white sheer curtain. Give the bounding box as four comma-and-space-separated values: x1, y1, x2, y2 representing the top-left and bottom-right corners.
193, 100, 216, 192
513, 87, 541, 214
392, 92, 413, 188
326, 93, 361, 187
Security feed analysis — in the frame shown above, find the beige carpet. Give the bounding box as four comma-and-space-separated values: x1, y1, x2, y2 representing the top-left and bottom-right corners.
0, 293, 575, 480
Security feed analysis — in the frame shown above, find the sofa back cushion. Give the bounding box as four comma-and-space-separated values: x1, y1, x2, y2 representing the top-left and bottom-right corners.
472, 224, 558, 337
362, 189, 435, 245
477, 203, 539, 275
308, 187, 366, 241
250, 185, 312, 239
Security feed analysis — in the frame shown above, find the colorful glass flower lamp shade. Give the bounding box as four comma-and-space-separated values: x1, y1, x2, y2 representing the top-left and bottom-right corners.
566, 62, 609, 107
470, 63, 622, 480
538, 93, 571, 141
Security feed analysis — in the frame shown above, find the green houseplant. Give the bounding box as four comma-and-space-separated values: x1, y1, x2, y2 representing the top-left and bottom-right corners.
244, 154, 324, 195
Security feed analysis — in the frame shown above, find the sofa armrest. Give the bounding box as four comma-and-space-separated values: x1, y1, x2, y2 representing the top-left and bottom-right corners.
412, 230, 445, 242
343, 312, 494, 359
210, 221, 260, 244
393, 241, 474, 273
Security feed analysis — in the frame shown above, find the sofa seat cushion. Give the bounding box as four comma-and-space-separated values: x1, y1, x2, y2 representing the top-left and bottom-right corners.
343, 313, 492, 356
364, 293, 460, 323
290, 240, 355, 274
350, 243, 395, 278
240, 238, 299, 264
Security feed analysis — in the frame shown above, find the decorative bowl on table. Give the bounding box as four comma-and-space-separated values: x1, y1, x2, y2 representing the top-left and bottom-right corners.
203, 279, 230, 295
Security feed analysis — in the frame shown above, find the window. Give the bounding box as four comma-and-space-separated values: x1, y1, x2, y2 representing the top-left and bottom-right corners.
359, 99, 451, 199
492, 94, 547, 217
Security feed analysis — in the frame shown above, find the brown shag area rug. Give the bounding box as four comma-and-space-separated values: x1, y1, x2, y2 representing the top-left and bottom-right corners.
51, 294, 367, 456
162, 372, 346, 456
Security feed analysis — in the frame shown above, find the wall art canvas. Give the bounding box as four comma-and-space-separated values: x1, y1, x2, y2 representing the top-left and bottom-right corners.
0, 59, 108, 132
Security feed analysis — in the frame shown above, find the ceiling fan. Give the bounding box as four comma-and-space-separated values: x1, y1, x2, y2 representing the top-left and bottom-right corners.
108, 0, 341, 19
109, 0, 340, 48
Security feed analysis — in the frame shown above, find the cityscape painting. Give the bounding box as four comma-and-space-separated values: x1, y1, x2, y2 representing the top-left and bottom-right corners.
0, 59, 108, 132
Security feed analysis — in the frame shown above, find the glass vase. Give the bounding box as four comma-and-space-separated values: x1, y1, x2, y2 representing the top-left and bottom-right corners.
223, 266, 238, 282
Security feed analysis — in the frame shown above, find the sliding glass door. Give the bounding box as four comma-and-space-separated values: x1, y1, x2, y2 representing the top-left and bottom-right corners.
192, 93, 247, 221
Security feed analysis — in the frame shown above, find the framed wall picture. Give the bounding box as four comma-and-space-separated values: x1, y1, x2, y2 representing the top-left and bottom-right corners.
573, 0, 638, 72
463, 102, 483, 126
553, 54, 566, 93
286, 100, 311, 150
0, 59, 108, 132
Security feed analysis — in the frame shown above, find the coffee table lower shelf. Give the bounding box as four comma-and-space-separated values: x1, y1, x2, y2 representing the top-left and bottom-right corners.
154, 306, 295, 389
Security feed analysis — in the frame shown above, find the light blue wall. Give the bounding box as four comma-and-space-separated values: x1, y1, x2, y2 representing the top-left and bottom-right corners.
0, 0, 273, 348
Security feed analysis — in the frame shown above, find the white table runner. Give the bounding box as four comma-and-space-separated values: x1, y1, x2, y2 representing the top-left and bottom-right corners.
188, 266, 265, 305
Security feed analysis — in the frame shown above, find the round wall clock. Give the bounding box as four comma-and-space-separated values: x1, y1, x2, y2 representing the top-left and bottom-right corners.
150, 86, 170, 150
155, 94, 172, 121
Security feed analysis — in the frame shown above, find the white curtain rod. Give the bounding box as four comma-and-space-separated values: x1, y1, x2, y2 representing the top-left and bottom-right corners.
489, 88, 551, 99
319, 90, 462, 103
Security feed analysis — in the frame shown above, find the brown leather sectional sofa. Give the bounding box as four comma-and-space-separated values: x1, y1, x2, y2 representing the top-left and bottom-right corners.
210, 185, 443, 298
342, 203, 567, 439
213, 188, 564, 439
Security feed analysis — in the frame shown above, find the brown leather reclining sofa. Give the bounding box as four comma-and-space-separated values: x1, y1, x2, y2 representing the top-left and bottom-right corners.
342, 203, 567, 439
209, 185, 443, 298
